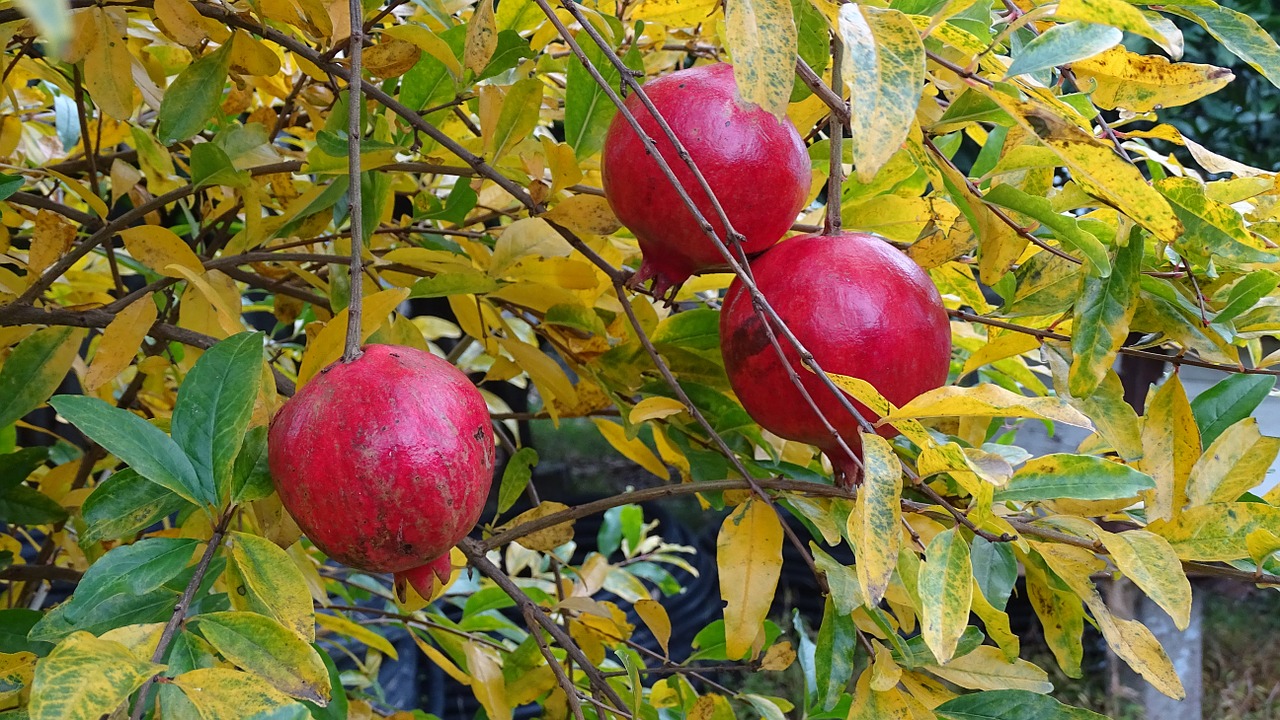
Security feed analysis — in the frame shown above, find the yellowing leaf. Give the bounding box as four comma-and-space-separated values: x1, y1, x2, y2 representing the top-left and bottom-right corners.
761, 640, 796, 671
229, 30, 282, 77
27, 210, 77, 277
172, 668, 306, 719
840, 5, 926, 182
29, 631, 163, 720
188, 611, 330, 703
501, 337, 579, 419
1072, 46, 1234, 112
918, 527, 972, 665
490, 218, 573, 275
823, 372, 933, 447
726, 0, 797, 119
316, 613, 399, 659
296, 287, 410, 387
848, 667, 912, 719
227, 531, 316, 643
1054, 0, 1162, 44
543, 194, 622, 236
382, 24, 464, 79
1099, 529, 1192, 630
463, 642, 511, 720
886, 384, 1093, 428
629, 396, 687, 424
411, 633, 471, 686
46, 170, 110, 220
1141, 373, 1200, 522
924, 645, 1051, 692
464, 0, 498, 75
502, 501, 574, 552
1186, 418, 1280, 506
853, 433, 902, 607
592, 419, 670, 479
118, 225, 204, 278
155, 0, 211, 46
634, 599, 672, 656
718, 498, 783, 660
84, 296, 157, 390
630, 0, 720, 26
363, 38, 421, 78
1148, 502, 1280, 562
83, 8, 134, 121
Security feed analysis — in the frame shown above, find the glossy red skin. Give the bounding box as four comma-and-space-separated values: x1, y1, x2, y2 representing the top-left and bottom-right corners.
601, 63, 811, 299
719, 233, 951, 480
268, 344, 494, 574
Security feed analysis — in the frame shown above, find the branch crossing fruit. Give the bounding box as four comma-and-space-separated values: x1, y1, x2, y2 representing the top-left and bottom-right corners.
602, 63, 811, 300
719, 233, 952, 484
267, 344, 494, 600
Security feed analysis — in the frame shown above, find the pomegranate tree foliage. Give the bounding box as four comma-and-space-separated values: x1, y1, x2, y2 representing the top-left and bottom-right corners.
2, 0, 1280, 717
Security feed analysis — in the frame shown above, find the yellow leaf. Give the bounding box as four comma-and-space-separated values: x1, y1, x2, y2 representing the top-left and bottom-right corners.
1186, 418, 1280, 506
1054, 0, 1162, 44
84, 296, 157, 390
591, 419, 669, 479
970, 585, 1019, 661
918, 527, 972, 665
542, 195, 622, 236
928, 149, 1024, 284
489, 218, 573, 275
464, 0, 498, 75
46, 170, 109, 220
29, 631, 163, 720
171, 668, 305, 718
854, 433, 903, 607
227, 531, 316, 643
229, 29, 282, 77
502, 501, 574, 552
634, 599, 672, 657
98, 624, 164, 659
1072, 46, 1233, 112
83, 8, 134, 121
1098, 529, 1192, 630
0, 651, 36, 706
869, 643, 902, 692
822, 372, 933, 447
847, 667, 912, 720
1148, 502, 1280, 562
1023, 559, 1085, 677
1246, 528, 1280, 567
629, 396, 687, 424
501, 337, 579, 419
363, 38, 421, 79
155, 0, 211, 46
382, 24, 464, 80
629, 0, 720, 27
410, 633, 471, 686
886, 384, 1093, 428
924, 645, 1052, 693
718, 498, 783, 660
1140, 374, 1200, 522
761, 640, 796, 671
166, 266, 244, 337
840, 5, 926, 182
316, 613, 399, 659
295, 287, 410, 387
118, 225, 204, 278
463, 642, 511, 720
27, 210, 77, 277
726, 0, 797, 119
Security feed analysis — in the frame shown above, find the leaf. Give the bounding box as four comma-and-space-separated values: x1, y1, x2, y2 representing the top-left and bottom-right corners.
83, 8, 134, 121
156, 41, 231, 143
49, 395, 208, 506
1163, 0, 1280, 90
725, 0, 797, 119
1141, 374, 1200, 522
463, 0, 498, 75
118, 226, 205, 278
543, 194, 622, 237
936, 689, 1109, 719
886, 384, 1093, 428
295, 287, 410, 387
315, 613, 398, 659
28, 631, 162, 720
1215, 270, 1280, 326
1186, 418, 1280, 506
971, 537, 1017, 611
189, 611, 330, 703
592, 419, 669, 479
171, 332, 264, 504
840, 5, 926, 182
0, 327, 84, 431
925, 646, 1052, 693
854, 433, 903, 607
1147, 502, 1280, 561
363, 38, 421, 78
84, 296, 157, 391
814, 596, 858, 711
565, 37, 623, 159
1005, 22, 1122, 79
634, 599, 672, 657
629, 397, 687, 423
1070, 46, 1234, 112
464, 642, 511, 720
0, 609, 47, 655
1068, 234, 1142, 397
173, 668, 310, 720
0, 484, 67, 525
995, 454, 1153, 502
1189, 373, 1276, 446
1053, 0, 1162, 45
0, 174, 24, 202
489, 77, 543, 161
918, 527, 972, 665
718, 498, 783, 660
81, 468, 189, 544
1156, 177, 1276, 267
1099, 529, 1191, 630
496, 446, 538, 515
982, 183, 1110, 276
503, 501, 574, 552
231, 425, 273, 504
630, 0, 720, 26
227, 532, 315, 643
15, 0, 72, 54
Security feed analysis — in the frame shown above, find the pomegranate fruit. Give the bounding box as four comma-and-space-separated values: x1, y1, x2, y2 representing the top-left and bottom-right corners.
719, 233, 951, 482
601, 63, 811, 299
268, 344, 494, 588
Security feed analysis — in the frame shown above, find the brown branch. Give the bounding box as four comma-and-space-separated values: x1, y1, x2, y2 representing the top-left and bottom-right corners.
795, 57, 849, 124
343, 0, 367, 364
825, 33, 845, 235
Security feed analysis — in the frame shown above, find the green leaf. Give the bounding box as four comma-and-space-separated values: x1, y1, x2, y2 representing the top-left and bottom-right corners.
302, 646, 348, 720
1214, 270, 1280, 326
49, 395, 207, 506
565, 37, 622, 160
490, 77, 543, 161
840, 5, 926, 182
970, 537, 1017, 611
1163, 0, 1280, 90
226, 532, 316, 643
1005, 22, 1122, 78
0, 448, 48, 491
81, 468, 190, 544
936, 689, 1109, 719
0, 174, 24, 201
409, 271, 504, 298
0, 484, 67, 525
995, 454, 1154, 502
156, 41, 232, 144
0, 609, 50, 655
1156, 177, 1278, 267
28, 538, 196, 642
497, 447, 538, 515
982, 183, 1111, 276
814, 596, 858, 711
28, 631, 163, 720
170, 332, 263, 505
791, 0, 829, 101
725, 0, 797, 119
230, 425, 273, 504
188, 612, 330, 703
0, 327, 85, 431
190, 142, 247, 189
1069, 232, 1142, 396
173, 668, 310, 720
919, 527, 972, 665
1190, 373, 1276, 446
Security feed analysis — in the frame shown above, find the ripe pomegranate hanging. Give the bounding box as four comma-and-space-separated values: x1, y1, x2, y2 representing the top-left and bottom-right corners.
267, 344, 494, 599
601, 63, 811, 300
719, 233, 951, 483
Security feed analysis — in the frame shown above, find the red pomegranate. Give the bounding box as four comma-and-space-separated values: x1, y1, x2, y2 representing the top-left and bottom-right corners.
601, 63, 811, 299
719, 233, 951, 482
268, 344, 494, 597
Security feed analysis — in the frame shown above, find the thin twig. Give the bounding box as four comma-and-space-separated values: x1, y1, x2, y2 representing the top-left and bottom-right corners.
825, 32, 845, 236
342, 0, 366, 364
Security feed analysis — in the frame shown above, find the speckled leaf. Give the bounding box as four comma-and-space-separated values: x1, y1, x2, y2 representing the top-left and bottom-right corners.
1186, 418, 1280, 505
996, 454, 1153, 502
1098, 530, 1191, 630
718, 498, 783, 660
1163, 0, 1280, 89
886, 384, 1093, 428
1071, 47, 1234, 112
918, 527, 972, 665
0, 326, 83, 433
173, 668, 310, 720
1156, 177, 1277, 267
28, 632, 162, 720
1141, 374, 1201, 522
726, 0, 797, 119
840, 4, 925, 182
1147, 502, 1280, 561
227, 532, 316, 643
1005, 22, 1122, 79
853, 433, 902, 608
1054, 0, 1161, 44
924, 646, 1052, 693
1069, 234, 1141, 396
463, 0, 498, 75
